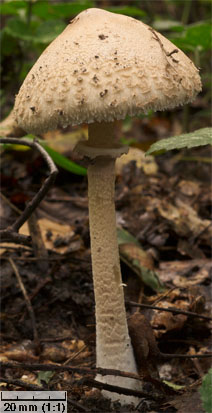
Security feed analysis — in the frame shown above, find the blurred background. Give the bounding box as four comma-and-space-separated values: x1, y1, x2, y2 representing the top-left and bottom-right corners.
0, 0, 211, 137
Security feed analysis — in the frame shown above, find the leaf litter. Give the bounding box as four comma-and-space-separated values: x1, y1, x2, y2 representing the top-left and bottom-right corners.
0, 126, 211, 412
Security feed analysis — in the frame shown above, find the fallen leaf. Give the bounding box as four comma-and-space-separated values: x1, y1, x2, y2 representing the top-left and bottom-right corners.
177, 180, 201, 197
158, 259, 211, 287
167, 391, 205, 413
118, 228, 164, 292
158, 199, 212, 242
151, 300, 187, 337
116, 147, 158, 176
37, 371, 54, 385
43, 127, 87, 152
1, 340, 38, 362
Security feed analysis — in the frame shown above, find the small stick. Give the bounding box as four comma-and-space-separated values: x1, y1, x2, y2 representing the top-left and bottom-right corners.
160, 353, 212, 359
27, 213, 48, 272
40, 336, 73, 343
127, 301, 212, 321
0, 137, 58, 246
66, 398, 91, 413
0, 192, 21, 214
152, 287, 177, 305
29, 276, 51, 301
8, 258, 39, 348
80, 377, 164, 401
0, 361, 142, 381
0, 230, 32, 246
0, 377, 45, 391
63, 344, 88, 364
149, 27, 179, 64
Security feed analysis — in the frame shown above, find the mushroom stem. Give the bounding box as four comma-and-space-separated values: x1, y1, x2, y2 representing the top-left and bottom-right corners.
87, 122, 139, 402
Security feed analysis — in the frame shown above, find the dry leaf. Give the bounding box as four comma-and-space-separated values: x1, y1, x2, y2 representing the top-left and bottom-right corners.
151, 300, 188, 337
1, 340, 38, 362
158, 259, 211, 287
116, 147, 158, 175
43, 128, 87, 152
158, 199, 211, 242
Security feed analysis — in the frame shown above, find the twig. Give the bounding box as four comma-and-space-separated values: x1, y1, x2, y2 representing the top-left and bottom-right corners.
0, 361, 142, 382
27, 213, 49, 272
8, 258, 39, 347
0, 377, 45, 391
67, 398, 91, 412
149, 27, 179, 64
29, 276, 51, 301
161, 353, 212, 359
79, 377, 164, 401
127, 301, 212, 321
0, 192, 21, 214
0, 362, 161, 401
64, 344, 88, 364
152, 287, 177, 305
0, 230, 32, 246
0, 137, 58, 246
40, 335, 73, 343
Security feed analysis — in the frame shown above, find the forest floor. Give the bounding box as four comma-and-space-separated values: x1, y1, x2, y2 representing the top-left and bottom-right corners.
0, 113, 211, 412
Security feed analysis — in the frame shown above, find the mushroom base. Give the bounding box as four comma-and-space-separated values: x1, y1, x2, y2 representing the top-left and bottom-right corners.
96, 372, 140, 405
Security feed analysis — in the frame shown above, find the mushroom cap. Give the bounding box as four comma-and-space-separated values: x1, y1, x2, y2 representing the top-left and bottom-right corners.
14, 8, 202, 134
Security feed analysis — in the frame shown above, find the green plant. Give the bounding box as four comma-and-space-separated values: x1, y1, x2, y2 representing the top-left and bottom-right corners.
199, 368, 212, 413
146, 127, 212, 155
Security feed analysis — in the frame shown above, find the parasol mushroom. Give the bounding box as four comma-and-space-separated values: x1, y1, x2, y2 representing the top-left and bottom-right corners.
14, 8, 202, 404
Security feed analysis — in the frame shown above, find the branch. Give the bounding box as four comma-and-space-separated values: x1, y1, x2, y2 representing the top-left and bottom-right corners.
0, 360, 141, 381
127, 301, 212, 321
0, 137, 58, 246
80, 377, 164, 401
0, 361, 163, 401
8, 258, 39, 347
149, 27, 179, 64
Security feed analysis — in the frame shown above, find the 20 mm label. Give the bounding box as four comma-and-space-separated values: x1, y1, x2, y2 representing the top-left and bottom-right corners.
0, 392, 67, 413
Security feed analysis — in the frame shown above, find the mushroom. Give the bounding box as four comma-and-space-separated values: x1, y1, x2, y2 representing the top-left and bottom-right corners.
14, 8, 201, 404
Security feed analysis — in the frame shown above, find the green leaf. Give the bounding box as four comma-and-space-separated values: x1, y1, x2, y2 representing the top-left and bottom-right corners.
4, 16, 65, 45
117, 228, 164, 292
30, 2, 54, 20
37, 371, 54, 385
35, 20, 66, 43
1, 136, 87, 176
146, 128, 212, 155
170, 22, 212, 51
133, 262, 165, 292
26, 135, 87, 175
0, 29, 18, 56
163, 380, 185, 390
4, 17, 38, 42
117, 227, 140, 247
41, 144, 87, 176
49, 1, 94, 18
199, 368, 212, 413
0, 1, 27, 16
32, 1, 94, 20
106, 6, 146, 18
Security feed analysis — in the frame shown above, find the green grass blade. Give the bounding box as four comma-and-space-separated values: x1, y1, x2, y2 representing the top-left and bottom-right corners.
41, 144, 87, 176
